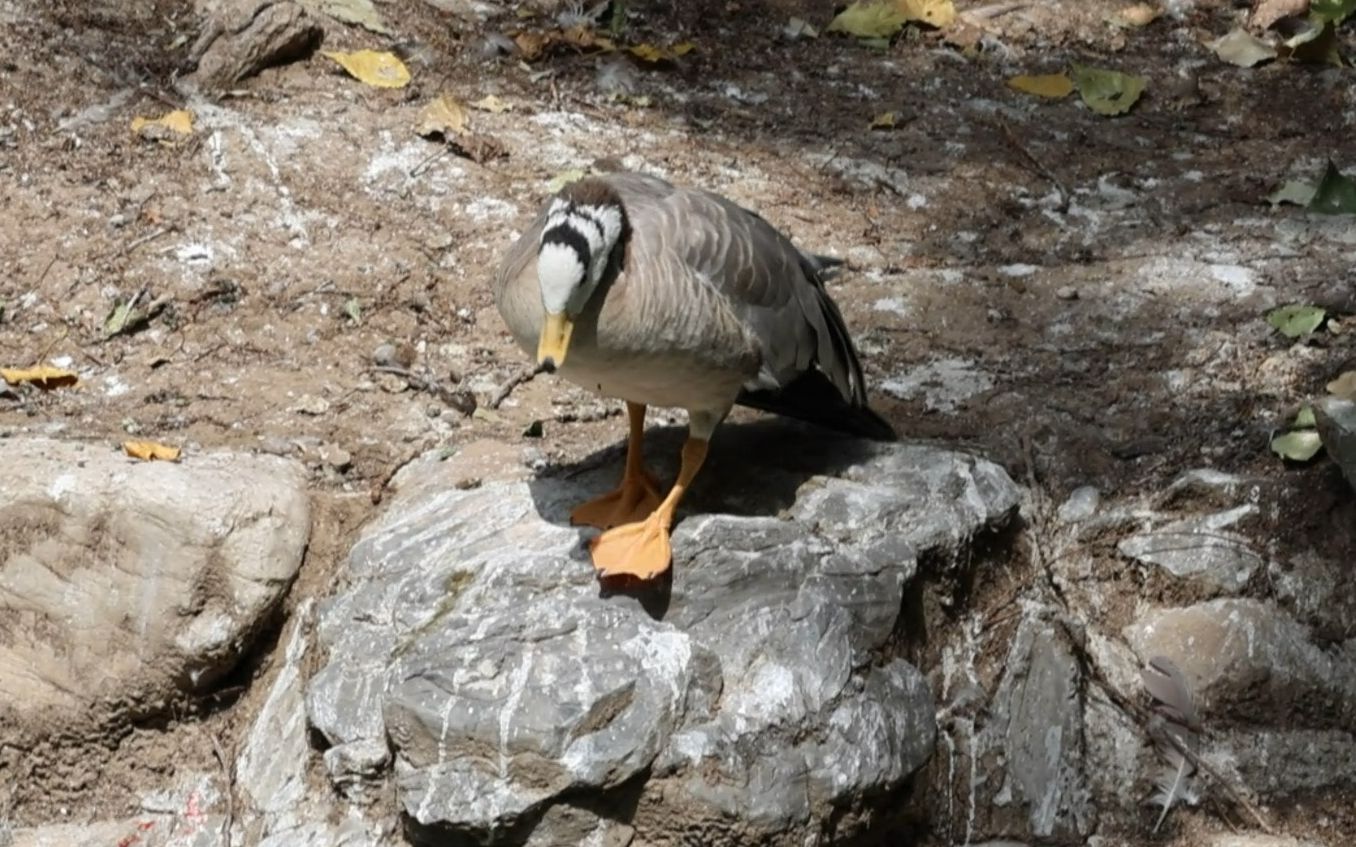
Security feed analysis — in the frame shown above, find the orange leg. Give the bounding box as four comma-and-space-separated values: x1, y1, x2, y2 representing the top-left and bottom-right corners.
590, 437, 709, 580
570, 402, 663, 530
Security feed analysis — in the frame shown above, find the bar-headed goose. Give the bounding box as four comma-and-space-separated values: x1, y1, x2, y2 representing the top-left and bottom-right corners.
495, 171, 893, 580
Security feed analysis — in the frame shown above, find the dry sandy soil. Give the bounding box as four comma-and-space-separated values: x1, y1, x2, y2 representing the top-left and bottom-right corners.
2, 0, 1355, 843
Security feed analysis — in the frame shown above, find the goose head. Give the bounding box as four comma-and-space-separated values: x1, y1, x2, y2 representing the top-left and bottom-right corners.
535, 180, 626, 371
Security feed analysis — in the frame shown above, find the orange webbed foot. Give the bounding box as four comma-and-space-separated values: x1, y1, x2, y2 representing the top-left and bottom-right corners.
588, 514, 673, 580
569, 469, 663, 530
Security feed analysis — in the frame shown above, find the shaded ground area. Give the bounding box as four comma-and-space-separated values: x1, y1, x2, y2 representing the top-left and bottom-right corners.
2, 0, 1355, 843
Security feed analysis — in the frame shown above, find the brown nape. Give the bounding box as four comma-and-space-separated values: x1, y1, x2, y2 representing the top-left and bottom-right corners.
560, 177, 625, 211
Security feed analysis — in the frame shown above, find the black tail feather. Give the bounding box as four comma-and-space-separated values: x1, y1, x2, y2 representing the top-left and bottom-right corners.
737, 369, 897, 442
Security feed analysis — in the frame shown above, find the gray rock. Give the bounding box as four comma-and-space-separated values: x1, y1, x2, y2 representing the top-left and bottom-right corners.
975, 613, 1094, 840
1117, 505, 1262, 594
188, 0, 323, 92
0, 438, 310, 742
1315, 396, 1356, 493
1204, 836, 1325, 847
237, 600, 314, 816
307, 426, 1020, 844
1124, 599, 1356, 728
1057, 485, 1100, 524
325, 739, 393, 803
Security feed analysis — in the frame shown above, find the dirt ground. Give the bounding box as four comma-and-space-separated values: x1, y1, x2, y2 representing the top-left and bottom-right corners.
2, 0, 1355, 843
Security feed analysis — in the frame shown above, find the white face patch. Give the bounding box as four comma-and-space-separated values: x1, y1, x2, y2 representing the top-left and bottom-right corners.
537, 242, 586, 314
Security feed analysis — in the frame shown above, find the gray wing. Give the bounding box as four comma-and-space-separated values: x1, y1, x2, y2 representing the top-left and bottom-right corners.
618, 176, 868, 405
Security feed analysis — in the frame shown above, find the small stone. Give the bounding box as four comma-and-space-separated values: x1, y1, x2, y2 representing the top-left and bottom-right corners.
372, 342, 416, 370
1056, 485, 1099, 524
292, 395, 331, 416
1055, 286, 1078, 301
108, 213, 128, 228
258, 435, 296, 456
319, 444, 352, 471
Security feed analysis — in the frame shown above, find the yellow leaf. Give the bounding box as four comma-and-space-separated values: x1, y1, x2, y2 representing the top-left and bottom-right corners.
514, 31, 551, 60
123, 440, 182, 462
130, 109, 194, 144
627, 41, 696, 62
1008, 73, 1075, 98
560, 25, 616, 51
471, 94, 512, 113
321, 49, 411, 88
1328, 370, 1356, 401
1, 365, 79, 390
416, 94, 468, 138
1114, 2, 1161, 26
870, 110, 898, 129
827, 1, 907, 38
897, 0, 956, 28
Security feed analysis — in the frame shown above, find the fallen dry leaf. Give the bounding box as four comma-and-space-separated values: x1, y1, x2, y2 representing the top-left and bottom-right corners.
514, 30, 552, 60
1, 365, 79, 390
870, 111, 898, 129
321, 49, 411, 88
416, 95, 469, 139
1008, 72, 1075, 98
899, 0, 956, 28
826, 1, 907, 38
1327, 370, 1356, 400
123, 440, 182, 462
471, 94, 512, 113
131, 109, 194, 145
1071, 64, 1147, 116
560, 25, 615, 51
1115, 3, 1161, 26
1211, 27, 1278, 66
627, 41, 696, 63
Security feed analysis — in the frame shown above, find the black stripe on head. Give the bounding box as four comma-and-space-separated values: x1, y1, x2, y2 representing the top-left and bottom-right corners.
541, 223, 593, 273
568, 206, 608, 242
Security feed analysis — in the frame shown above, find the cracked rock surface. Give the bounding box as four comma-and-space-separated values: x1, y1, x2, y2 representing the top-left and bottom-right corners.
306, 424, 1020, 845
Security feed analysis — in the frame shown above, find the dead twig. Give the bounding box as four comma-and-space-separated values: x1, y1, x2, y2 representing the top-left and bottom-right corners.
203, 727, 235, 847
997, 119, 1070, 213
122, 225, 176, 257
370, 446, 423, 505
487, 363, 546, 410
369, 365, 476, 415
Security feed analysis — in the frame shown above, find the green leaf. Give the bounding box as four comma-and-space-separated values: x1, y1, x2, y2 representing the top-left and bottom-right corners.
1270, 429, 1323, 462
1312, 0, 1356, 24
546, 168, 586, 194
1308, 162, 1356, 215
104, 301, 148, 338
1267, 180, 1318, 207
1070, 64, 1147, 116
1294, 406, 1317, 428
344, 297, 362, 324
826, 1, 907, 38
1266, 304, 1327, 338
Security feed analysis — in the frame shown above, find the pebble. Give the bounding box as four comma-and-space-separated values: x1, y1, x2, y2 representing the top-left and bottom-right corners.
1057, 486, 1100, 524
319, 443, 352, 471
373, 342, 416, 369
1055, 286, 1079, 301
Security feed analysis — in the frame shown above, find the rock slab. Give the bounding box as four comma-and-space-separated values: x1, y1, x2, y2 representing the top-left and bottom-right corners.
0, 437, 310, 741
306, 426, 1020, 845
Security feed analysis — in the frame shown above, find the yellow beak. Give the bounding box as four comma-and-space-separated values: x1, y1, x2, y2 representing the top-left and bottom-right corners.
536, 312, 574, 370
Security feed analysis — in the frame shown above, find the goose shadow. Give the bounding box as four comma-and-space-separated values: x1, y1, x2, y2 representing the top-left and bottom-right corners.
525, 416, 886, 615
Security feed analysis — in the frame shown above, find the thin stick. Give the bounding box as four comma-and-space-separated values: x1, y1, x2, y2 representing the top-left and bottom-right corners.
487, 363, 546, 410
370, 447, 422, 505
122, 226, 175, 257
998, 119, 1070, 213
204, 727, 235, 847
